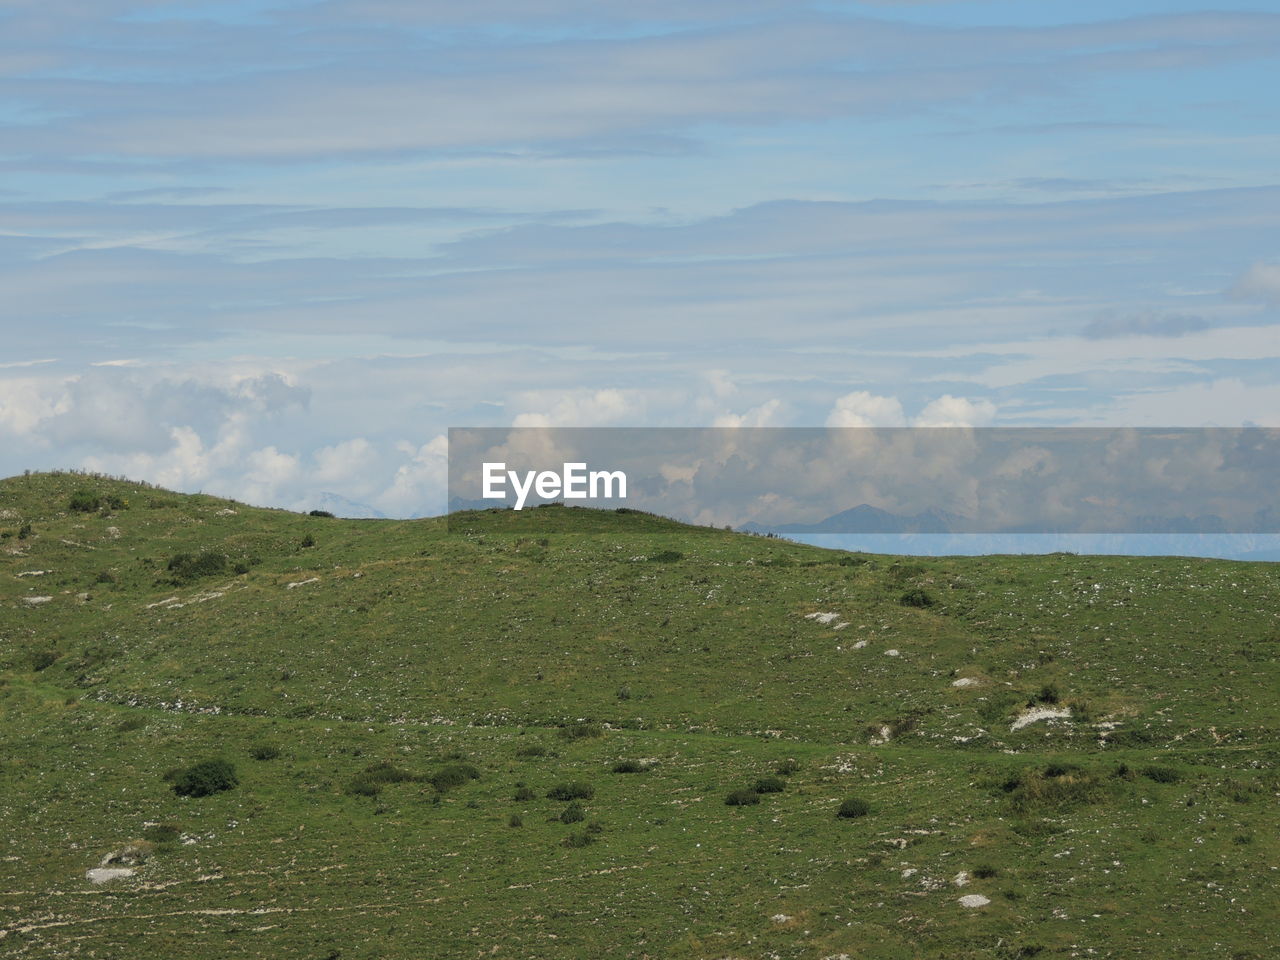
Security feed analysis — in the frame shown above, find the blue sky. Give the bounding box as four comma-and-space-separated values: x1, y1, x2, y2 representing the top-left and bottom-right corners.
1, 0, 1278, 515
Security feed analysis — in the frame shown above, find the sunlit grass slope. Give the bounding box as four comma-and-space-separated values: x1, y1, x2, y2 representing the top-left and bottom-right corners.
1, 472, 1276, 959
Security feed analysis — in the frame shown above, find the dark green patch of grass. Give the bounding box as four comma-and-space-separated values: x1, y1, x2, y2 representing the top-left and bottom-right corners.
547, 781, 594, 801
170, 758, 238, 798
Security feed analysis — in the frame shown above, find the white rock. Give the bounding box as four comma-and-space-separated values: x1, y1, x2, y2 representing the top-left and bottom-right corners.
959, 894, 990, 908
952, 677, 979, 687
22, 596, 52, 605
1010, 706, 1072, 731
86, 867, 134, 884
885, 649, 900, 657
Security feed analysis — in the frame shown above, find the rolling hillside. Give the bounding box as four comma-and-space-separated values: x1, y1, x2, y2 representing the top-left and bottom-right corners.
1, 472, 1277, 959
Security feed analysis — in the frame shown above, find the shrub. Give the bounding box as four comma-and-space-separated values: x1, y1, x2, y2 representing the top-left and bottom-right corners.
308, 509, 335, 518
300, 533, 316, 548
1006, 767, 1104, 814
837, 797, 871, 819
1142, 765, 1182, 784
559, 801, 586, 824
142, 823, 182, 845
972, 864, 999, 879
1037, 684, 1061, 705
68, 490, 100, 512
514, 784, 537, 801
30, 650, 58, 672
559, 722, 603, 741
171, 759, 238, 798
899, 588, 934, 608
725, 789, 761, 807
17, 522, 32, 540
516, 744, 548, 758
754, 776, 786, 794
508, 814, 523, 828
95, 570, 117, 584
775, 758, 801, 776
611, 760, 649, 774
646, 550, 684, 562
166, 551, 227, 584
430, 763, 480, 792
547, 782, 594, 801
250, 743, 281, 761
346, 778, 382, 797
562, 831, 596, 848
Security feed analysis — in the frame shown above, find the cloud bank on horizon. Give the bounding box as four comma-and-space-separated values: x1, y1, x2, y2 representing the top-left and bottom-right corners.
1, 0, 1278, 516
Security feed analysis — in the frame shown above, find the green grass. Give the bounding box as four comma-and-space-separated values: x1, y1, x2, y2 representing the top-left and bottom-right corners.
0, 471, 1277, 958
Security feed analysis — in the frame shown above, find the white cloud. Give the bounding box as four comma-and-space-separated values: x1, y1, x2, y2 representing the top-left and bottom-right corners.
1232, 261, 1280, 304
913, 395, 997, 428
826, 391, 906, 428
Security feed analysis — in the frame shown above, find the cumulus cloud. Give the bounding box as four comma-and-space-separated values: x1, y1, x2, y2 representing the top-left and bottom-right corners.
913, 395, 997, 428
826, 391, 907, 428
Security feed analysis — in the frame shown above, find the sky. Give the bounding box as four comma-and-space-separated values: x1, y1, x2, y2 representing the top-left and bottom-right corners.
1, 0, 1278, 517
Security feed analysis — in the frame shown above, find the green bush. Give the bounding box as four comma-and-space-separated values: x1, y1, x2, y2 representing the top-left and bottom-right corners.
171, 759, 239, 798
508, 814, 523, 828
166, 551, 228, 584
516, 744, 548, 757
430, 763, 481, 792
611, 759, 649, 774
899, 588, 934, 608
308, 510, 335, 518
1006, 768, 1105, 814
300, 533, 316, 548
1142, 765, 1182, 784
558, 722, 603, 741
142, 823, 182, 845
546, 781, 594, 801
346, 778, 382, 797
754, 776, 786, 794
513, 784, 537, 801
250, 743, 281, 761
725, 789, 761, 806
68, 490, 100, 512
775, 758, 801, 776
646, 550, 683, 563
30, 650, 58, 672
1037, 683, 1061, 705
562, 831, 596, 848
17, 522, 32, 540
559, 801, 586, 824
972, 864, 999, 879
837, 797, 871, 819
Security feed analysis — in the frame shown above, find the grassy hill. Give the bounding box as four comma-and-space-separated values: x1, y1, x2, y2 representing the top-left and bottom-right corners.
1, 471, 1277, 959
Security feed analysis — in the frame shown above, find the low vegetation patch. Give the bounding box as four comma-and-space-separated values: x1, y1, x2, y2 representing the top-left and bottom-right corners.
547, 781, 594, 801
837, 797, 871, 819
169, 759, 239, 798
166, 551, 228, 584
725, 789, 761, 806
611, 759, 649, 773
754, 776, 785, 794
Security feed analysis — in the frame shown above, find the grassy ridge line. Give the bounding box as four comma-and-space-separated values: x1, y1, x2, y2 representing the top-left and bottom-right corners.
2, 471, 1278, 746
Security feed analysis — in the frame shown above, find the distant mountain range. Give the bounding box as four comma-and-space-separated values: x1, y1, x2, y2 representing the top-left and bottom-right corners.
740, 504, 967, 535
740, 504, 1243, 536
